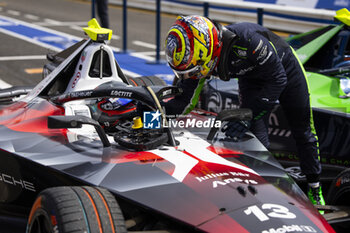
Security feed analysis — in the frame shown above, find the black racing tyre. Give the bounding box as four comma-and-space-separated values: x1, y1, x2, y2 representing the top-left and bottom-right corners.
128, 76, 166, 87
26, 186, 127, 233
326, 168, 350, 231
327, 168, 350, 206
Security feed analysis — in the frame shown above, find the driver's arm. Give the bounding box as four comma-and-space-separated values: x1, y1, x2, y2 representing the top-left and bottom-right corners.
162, 78, 204, 116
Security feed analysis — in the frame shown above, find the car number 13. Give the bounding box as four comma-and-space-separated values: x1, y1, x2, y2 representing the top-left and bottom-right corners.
244, 204, 296, 222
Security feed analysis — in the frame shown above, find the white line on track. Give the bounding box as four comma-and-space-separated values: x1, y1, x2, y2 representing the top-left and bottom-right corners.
0, 27, 61, 52
24, 14, 39, 21
0, 14, 166, 85
43, 18, 62, 25
36, 21, 88, 27
0, 79, 12, 88
133, 40, 156, 49
7, 10, 20, 16
0, 55, 46, 61
136, 51, 165, 56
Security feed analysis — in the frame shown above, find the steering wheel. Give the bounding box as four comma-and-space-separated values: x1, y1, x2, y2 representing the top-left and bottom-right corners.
113, 121, 168, 151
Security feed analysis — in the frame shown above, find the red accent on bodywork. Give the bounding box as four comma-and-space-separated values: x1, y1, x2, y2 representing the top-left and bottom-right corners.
199, 214, 249, 233
0, 100, 65, 133
206, 145, 242, 158
104, 151, 164, 164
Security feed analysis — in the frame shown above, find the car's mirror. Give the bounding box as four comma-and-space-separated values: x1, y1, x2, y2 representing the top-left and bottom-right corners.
48, 115, 110, 147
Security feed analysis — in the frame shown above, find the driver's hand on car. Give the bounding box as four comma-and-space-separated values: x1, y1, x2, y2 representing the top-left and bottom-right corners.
222, 120, 251, 141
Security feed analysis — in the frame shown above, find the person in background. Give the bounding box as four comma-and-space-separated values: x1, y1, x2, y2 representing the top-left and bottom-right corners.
163, 15, 325, 208
96, 0, 109, 28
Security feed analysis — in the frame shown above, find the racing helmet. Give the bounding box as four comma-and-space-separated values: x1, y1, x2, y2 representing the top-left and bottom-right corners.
90, 97, 137, 132
165, 15, 222, 80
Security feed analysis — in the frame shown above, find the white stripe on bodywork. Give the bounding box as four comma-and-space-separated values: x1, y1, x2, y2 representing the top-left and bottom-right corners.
177, 132, 258, 175
152, 131, 258, 182
152, 148, 199, 182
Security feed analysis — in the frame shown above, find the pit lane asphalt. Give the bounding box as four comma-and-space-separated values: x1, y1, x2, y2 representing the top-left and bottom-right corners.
0, 0, 176, 87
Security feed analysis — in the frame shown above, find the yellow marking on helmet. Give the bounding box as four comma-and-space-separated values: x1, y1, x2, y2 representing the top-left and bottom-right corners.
191, 18, 215, 74
169, 28, 186, 66
190, 25, 206, 46
192, 37, 209, 67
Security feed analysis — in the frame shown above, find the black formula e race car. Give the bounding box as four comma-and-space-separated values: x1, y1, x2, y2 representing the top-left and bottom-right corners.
200, 8, 350, 224
0, 19, 344, 233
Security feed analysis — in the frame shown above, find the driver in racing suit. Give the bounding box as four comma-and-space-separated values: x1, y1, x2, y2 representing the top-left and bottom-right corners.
163, 15, 325, 207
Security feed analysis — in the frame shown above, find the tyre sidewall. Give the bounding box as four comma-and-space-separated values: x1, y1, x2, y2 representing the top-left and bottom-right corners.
327, 168, 350, 205
26, 193, 59, 233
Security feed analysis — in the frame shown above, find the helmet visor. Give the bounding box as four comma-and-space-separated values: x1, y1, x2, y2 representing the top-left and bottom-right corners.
172, 65, 203, 80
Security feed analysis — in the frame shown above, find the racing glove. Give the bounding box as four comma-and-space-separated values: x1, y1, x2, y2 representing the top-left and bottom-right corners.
222, 120, 251, 141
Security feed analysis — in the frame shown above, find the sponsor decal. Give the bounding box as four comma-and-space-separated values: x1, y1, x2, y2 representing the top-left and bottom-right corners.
257, 45, 268, 61
110, 90, 132, 98
262, 224, 317, 233
245, 204, 296, 222
236, 66, 255, 75
272, 152, 299, 161
161, 89, 172, 97
253, 39, 263, 54
212, 177, 258, 188
237, 49, 247, 57
70, 91, 93, 98
0, 172, 36, 192
336, 175, 350, 187
195, 171, 249, 181
81, 51, 87, 62
71, 72, 81, 88
195, 171, 256, 188
259, 51, 273, 65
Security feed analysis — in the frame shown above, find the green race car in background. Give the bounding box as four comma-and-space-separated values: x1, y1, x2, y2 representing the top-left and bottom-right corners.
201, 8, 350, 215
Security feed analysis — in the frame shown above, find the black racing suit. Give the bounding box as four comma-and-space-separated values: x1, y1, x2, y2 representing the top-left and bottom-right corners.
164, 22, 321, 183
96, 0, 109, 28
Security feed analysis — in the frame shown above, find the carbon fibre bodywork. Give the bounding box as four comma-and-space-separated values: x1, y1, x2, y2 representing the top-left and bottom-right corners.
0, 97, 335, 232
0, 22, 337, 232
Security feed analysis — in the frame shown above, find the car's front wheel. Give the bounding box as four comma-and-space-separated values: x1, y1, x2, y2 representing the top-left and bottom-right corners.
26, 186, 127, 233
